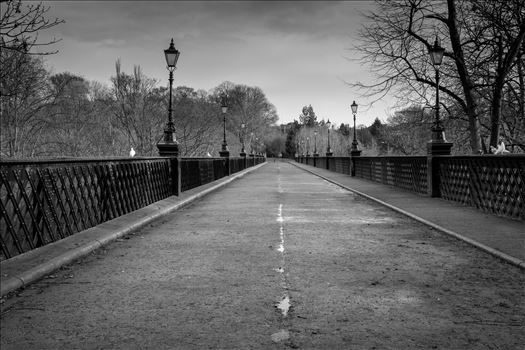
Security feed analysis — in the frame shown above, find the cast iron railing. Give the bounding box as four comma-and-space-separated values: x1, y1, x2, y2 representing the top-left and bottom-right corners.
296, 155, 524, 220
354, 156, 428, 195
0, 156, 265, 260
438, 155, 524, 219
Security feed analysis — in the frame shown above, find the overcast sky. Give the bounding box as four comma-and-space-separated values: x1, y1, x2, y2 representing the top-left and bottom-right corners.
41, 1, 394, 127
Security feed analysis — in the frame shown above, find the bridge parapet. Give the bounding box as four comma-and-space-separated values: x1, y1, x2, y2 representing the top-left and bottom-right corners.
0, 156, 265, 261
296, 155, 524, 221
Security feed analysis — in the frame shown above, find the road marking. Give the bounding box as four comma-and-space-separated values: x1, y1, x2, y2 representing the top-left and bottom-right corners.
275, 203, 290, 317
271, 329, 290, 342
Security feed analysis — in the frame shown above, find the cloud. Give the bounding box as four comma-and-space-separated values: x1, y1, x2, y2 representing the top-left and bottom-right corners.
47, 1, 367, 44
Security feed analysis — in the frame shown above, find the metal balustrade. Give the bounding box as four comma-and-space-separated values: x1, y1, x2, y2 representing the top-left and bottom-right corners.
354, 156, 428, 195
296, 155, 524, 221
0, 156, 264, 260
438, 155, 524, 220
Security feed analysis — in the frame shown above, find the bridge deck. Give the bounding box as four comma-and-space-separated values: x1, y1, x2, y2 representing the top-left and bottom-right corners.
1, 162, 524, 349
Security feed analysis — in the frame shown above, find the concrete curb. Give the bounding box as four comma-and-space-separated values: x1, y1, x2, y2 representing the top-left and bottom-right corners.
1, 162, 267, 297
291, 162, 525, 270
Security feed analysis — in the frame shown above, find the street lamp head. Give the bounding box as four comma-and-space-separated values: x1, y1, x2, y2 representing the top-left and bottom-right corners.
221, 95, 228, 114
326, 119, 331, 128
351, 101, 358, 114
429, 36, 445, 67
314, 130, 317, 135
241, 123, 245, 129
164, 38, 180, 70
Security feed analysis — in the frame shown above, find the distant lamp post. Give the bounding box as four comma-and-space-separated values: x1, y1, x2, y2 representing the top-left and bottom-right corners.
249, 132, 254, 156
219, 95, 230, 157
350, 101, 361, 155
427, 36, 452, 155
157, 38, 181, 156
350, 101, 361, 177
301, 139, 305, 156
326, 119, 333, 157
313, 130, 319, 157
240, 123, 246, 157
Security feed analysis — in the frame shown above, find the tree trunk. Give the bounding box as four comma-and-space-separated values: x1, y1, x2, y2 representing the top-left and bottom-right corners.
447, 0, 481, 153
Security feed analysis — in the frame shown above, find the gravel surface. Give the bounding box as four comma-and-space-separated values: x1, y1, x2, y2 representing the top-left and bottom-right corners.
1, 162, 524, 349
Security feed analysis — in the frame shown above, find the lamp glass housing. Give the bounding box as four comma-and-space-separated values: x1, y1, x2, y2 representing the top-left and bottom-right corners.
164, 39, 180, 68
429, 38, 445, 66
351, 101, 358, 114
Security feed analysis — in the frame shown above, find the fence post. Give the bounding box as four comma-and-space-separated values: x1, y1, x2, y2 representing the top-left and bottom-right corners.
350, 150, 362, 177
381, 157, 388, 184
170, 157, 181, 196
427, 142, 452, 197
241, 151, 247, 170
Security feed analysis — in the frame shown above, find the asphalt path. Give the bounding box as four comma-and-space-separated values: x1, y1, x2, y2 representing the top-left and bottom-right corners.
1, 162, 524, 349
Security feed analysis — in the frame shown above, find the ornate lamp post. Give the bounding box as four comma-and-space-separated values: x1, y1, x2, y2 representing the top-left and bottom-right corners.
313, 130, 319, 157
157, 39, 181, 156
350, 101, 361, 177
249, 132, 254, 156
326, 119, 333, 157
350, 101, 361, 156
219, 96, 230, 157
427, 37, 453, 155
239, 123, 246, 157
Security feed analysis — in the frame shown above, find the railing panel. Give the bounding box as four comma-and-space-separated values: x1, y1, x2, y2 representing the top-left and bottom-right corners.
354, 157, 427, 194
297, 155, 522, 220
1, 156, 265, 260
0, 158, 172, 260
439, 155, 525, 220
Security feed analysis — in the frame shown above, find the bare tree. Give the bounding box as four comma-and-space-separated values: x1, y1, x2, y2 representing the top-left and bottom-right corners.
171, 86, 222, 157
350, 0, 525, 153
213, 81, 279, 144
0, 0, 64, 55
0, 52, 55, 157
109, 60, 164, 156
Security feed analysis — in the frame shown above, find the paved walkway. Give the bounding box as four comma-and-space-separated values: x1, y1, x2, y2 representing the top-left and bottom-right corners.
1, 162, 524, 349
291, 161, 525, 267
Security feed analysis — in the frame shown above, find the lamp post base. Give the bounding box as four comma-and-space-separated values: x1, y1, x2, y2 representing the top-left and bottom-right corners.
157, 140, 179, 157
427, 141, 453, 155
219, 150, 230, 158
326, 151, 333, 157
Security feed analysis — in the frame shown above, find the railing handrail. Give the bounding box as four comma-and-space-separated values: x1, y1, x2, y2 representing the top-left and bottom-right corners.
0, 155, 265, 165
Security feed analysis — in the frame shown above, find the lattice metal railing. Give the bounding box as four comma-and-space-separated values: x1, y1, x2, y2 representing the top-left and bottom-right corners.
354, 157, 427, 194
1, 156, 266, 260
0, 158, 171, 260
297, 155, 524, 220
333, 157, 351, 175
439, 155, 525, 220
230, 157, 246, 174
